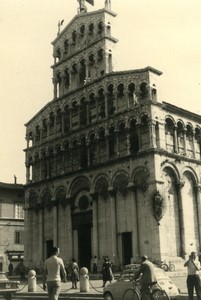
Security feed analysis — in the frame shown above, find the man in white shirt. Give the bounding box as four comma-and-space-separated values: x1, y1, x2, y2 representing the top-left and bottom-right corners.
184, 251, 201, 300
43, 247, 67, 300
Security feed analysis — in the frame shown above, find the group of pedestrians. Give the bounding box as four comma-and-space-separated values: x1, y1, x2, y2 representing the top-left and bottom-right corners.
41, 246, 201, 300
42, 247, 115, 300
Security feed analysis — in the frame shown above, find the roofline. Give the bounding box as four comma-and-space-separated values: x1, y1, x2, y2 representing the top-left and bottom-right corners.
0, 182, 24, 190
162, 101, 201, 121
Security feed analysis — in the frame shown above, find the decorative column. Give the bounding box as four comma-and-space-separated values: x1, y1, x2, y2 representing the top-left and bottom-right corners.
39, 153, 42, 180
95, 96, 99, 121
26, 162, 30, 184
97, 137, 100, 164
61, 111, 65, 135
174, 126, 178, 153
113, 92, 118, 114
149, 120, 157, 149
87, 140, 91, 167
157, 121, 166, 149
52, 200, 58, 247
192, 130, 196, 158
195, 184, 201, 246
137, 124, 142, 150
108, 187, 117, 263
105, 96, 108, 118
24, 205, 33, 266
53, 77, 57, 100
183, 128, 187, 155
69, 106, 73, 130
105, 129, 109, 161
115, 130, 119, 156
127, 183, 139, 259
86, 101, 90, 125
47, 120, 50, 138
176, 180, 186, 258
38, 204, 44, 263
78, 103, 81, 128
66, 196, 73, 260
126, 127, 131, 155
90, 192, 99, 257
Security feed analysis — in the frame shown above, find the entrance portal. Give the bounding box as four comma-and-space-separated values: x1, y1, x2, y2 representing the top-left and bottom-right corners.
46, 240, 53, 259
122, 232, 132, 265
78, 224, 91, 270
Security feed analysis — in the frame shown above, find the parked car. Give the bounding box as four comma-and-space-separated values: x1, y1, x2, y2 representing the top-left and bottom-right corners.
103, 266, 180, 300
0, 272, 20, 300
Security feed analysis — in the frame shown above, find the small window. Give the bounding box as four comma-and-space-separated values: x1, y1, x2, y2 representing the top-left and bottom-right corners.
15, 231, 24, 244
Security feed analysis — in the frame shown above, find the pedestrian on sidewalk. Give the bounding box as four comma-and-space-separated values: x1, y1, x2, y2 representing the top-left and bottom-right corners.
184, 251, 201, 300
43, 246, 67, 300
102, 257, 113, 287
71, 258, 79, 289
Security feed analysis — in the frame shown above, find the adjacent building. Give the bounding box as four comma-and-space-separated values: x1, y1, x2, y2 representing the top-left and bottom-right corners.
24, 1, 201, 271
0, 182, 24, 272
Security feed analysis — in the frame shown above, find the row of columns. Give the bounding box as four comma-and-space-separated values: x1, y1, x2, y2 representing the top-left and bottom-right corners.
26, 127, 139, 182
168, 126, 201, 158
25, 184, 141, 268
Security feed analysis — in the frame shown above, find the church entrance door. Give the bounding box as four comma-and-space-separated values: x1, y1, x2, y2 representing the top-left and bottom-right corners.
78, 223, 92, 270
122, 232, 132, 265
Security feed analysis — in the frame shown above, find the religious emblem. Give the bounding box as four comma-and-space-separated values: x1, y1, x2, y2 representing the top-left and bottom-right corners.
153, 191, 166, 225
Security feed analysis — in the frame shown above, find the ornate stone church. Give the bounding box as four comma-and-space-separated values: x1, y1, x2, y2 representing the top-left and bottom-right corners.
24, 0, 201, 271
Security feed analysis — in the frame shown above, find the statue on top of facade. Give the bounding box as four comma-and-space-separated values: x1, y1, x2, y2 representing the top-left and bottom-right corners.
77, 0, 87, 13
77, 0, 94, 13
105, 0, 111, 10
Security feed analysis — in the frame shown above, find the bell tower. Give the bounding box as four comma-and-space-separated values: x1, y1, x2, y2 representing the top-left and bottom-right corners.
51, 0, 117, 100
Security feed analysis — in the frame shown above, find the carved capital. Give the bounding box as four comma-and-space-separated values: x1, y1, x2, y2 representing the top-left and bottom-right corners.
90, 191, 98, 201
195, 184, 201, 193
176, 180, 185, 189
108, 186, 116, 197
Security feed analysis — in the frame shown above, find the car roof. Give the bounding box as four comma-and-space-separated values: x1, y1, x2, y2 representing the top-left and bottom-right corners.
122, 265, 169, 278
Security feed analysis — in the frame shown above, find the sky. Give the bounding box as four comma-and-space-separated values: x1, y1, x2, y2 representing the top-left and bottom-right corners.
0, 0, 201, 184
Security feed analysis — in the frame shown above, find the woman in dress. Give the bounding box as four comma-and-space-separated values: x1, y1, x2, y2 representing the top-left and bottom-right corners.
102, 257, 113, 287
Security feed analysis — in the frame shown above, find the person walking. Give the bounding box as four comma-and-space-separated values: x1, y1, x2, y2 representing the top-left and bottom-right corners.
102, 257, 113, 287
71, 258, 79, 289
134, 255, 156, 299
43, 247, 67, 300
184, 251, 201, 300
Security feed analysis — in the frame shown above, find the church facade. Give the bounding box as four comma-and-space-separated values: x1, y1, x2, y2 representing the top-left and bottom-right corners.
24, 1, 201, 270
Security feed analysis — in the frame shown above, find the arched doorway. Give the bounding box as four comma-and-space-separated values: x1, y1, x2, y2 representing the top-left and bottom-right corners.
72, 194, 92, 270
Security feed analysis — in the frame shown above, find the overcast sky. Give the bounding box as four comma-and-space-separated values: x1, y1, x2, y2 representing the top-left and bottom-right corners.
0, 0, 201, 184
